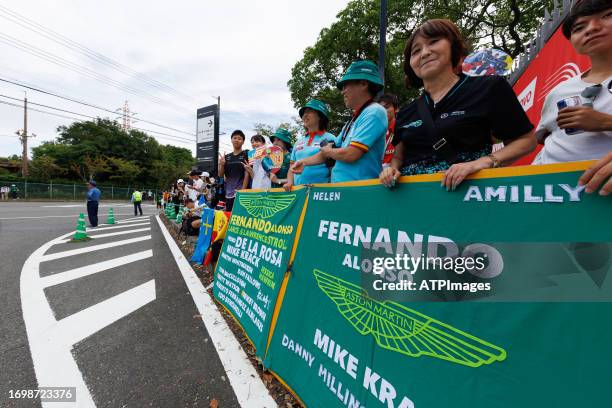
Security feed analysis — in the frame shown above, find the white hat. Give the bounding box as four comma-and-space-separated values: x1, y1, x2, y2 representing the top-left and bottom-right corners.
177, 179, 185, 184
201, 171, 210, 178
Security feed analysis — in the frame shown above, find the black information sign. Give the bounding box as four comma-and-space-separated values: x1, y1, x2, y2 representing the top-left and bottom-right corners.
196, 104, 219, 176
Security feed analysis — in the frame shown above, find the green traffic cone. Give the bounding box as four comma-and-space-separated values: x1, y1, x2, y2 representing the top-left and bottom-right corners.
175, 205, 183, 223
168, 204, 177, 220
72, 213, 90, 242
165, 203, 171, 217
106, 208, 116, 225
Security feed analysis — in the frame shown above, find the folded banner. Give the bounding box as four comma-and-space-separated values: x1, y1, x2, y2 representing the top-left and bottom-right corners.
213, 187, 308, 353
263, 163, 611, 408
190, 208, 215, 263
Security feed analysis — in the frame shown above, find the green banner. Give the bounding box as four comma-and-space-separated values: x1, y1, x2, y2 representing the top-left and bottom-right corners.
213, 188, 307, 354
264, 166, 611, 407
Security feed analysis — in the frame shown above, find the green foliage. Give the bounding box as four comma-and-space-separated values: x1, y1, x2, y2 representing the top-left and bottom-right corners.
253, 117, 303, 145
30, 155, 66, 180
30, 118, 194, 189
289, 0, 553, 132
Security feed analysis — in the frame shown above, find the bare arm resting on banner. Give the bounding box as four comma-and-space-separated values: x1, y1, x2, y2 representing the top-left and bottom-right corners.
579, 151, 612, 196
291, 144, 364, 175
441, 128, 536, 191
322, 143, 364, 163
290, 151, 326, 174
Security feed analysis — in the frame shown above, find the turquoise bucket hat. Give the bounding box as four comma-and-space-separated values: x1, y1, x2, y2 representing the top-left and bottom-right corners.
299, 99, 330, 119
336, 60, 384, 91
270, 128, 293, 148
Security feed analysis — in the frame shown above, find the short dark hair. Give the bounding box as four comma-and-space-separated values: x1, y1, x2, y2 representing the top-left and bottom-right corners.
185, 198, 194, 204
562, 0, 612, 39
189, 170, 200, 177
231, 130, 245, 140
251, 134, 266, 144
375, 93, 399, 108
403, 19, 469, 89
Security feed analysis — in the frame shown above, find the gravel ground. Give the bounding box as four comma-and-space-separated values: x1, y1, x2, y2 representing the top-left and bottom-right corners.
160, 215, 301, 408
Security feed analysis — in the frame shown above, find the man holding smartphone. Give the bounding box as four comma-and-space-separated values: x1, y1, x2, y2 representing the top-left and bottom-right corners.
535, 0, 612, 164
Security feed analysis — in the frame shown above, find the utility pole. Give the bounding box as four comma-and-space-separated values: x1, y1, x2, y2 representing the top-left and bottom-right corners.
378, 0, 387, 87
16, 92, 35, 177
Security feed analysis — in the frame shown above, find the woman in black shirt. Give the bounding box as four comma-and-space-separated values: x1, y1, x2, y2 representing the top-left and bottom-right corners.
380, 19, 535, 190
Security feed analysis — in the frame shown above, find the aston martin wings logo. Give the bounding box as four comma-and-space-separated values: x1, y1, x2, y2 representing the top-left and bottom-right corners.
313, 269, 507, 368
238, 194, 296, 219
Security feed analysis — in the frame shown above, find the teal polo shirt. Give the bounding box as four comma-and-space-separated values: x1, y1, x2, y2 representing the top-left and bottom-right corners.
331, 103, 388, 183
290, 131, 336, 184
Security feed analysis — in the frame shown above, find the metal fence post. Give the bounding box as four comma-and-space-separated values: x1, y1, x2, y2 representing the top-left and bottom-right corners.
50, 180, 53, 199
24, 179, 27, 199
111, 185, 114, 200
73, 183, 76, 200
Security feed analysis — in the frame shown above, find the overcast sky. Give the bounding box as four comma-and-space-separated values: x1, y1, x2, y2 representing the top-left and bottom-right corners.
0, 0, 349, 158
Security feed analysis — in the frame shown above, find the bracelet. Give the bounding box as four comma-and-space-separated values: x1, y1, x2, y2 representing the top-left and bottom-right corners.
487, 154, 500, 168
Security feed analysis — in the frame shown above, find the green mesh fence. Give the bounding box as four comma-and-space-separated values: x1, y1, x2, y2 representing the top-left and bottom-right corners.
0, 181, 157, 201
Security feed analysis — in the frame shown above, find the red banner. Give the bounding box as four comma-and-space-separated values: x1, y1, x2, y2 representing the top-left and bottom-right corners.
512, 28, 591, 164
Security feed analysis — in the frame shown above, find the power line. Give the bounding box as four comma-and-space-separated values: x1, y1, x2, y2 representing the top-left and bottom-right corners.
0, 99, 194, 145
0, 32, 193, 115
0, 77, 195, 136
0, 4, 196, 101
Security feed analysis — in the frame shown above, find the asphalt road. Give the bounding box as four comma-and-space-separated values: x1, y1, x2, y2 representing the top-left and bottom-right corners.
0, 201, 267, 408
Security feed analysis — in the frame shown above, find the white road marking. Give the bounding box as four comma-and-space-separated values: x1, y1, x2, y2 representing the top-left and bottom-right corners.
58, 227, 151, 243
116, 217, 153, 224
57, 280, 156, 346
86, 221, 149, 231
155, 215, 277, 408
41, 235, 151, 262
21, 229, 156, 407
0, 213, 154, 220
40, 250, 153, 288
42, 205, 83, 208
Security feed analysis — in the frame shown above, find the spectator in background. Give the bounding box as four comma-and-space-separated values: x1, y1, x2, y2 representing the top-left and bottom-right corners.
218, 130, 249, 211
267, 128, 293, 188
131, 189, 143, 216
187, 170, 204, 202
0, 184, 9, 200
205, 177, 216, 207
380, 19, 535, 191
244, 134, 272, 190
10, 184, 19, 199
172, 179, 186, 215
375, 93, 400, 168
285, 99, 336, 191
180, 198, 203, 236
291, 60, 388, 183
86, 180, 101, 227
534, 0, 612, 164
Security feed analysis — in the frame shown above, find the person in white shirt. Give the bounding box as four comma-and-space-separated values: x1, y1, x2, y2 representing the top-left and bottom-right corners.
0, 185, 9, 200
244, 134, 272, 190
535, 0, 612, 164
187, 170, 205, 202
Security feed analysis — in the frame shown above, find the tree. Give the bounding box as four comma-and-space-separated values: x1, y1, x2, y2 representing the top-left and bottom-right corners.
30, 119, 194, 187
253, 117, 304, 145
71, 156, 111, 182
289, 0, 553, 133
107, 157, 141, 185
30, 156, 65, 180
